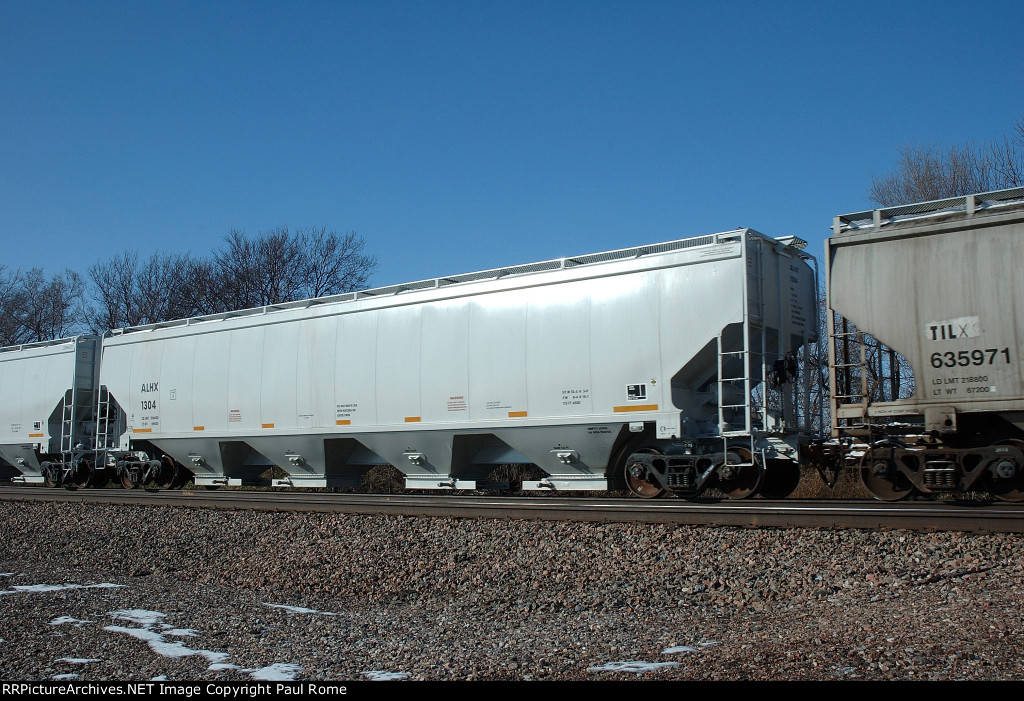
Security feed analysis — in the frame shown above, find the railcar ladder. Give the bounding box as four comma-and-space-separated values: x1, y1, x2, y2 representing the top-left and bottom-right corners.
60, 383, 94, 463
717, 234, 766, 463
95, 386, 114, 452
828, 310, 869, 422
60, 389, 75, 455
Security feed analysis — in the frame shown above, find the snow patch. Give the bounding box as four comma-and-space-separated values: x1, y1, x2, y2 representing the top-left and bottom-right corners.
263, 603, 340, 617
164, 627, 199, 637
105, 610, 229, 666
109, 609, 166, 626
662, 639, 719, 655
6, 582, 123, 594
103, 609, 298, 681
103, 624, 229, 665
248, 663, 303, 681
50, 616, 93, 627
588, 661, 680, 674
362, 671, 411, 681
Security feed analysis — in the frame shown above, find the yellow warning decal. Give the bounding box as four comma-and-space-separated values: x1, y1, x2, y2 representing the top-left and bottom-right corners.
613, 404, 659, 413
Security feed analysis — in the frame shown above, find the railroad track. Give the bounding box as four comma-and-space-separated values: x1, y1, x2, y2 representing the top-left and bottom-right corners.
2, 485, 1022, 533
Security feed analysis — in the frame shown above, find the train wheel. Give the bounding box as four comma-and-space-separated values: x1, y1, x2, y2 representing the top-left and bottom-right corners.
622, 448, 666, 499
153, 456, 178, 490
41, 462, 57, 488
860, 444, 914, 501
170, 468, 194, 490
982, 440, 1024, 502
68, 460, 92, 489
716, 447, 763, 500
759, 459, 801, 499
120, 466, 139, 490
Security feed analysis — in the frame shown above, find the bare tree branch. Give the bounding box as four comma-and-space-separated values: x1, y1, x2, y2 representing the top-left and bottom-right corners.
12, 221, 378, 340
88, 251, 207, 330
869, 118, 1024, 207
209, 227, 378, 310
5, 268, 87, 343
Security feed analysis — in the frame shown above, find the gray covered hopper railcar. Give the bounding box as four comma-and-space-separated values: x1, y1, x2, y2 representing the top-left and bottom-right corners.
92, 229, 817, 498
824, 186, 1024, 500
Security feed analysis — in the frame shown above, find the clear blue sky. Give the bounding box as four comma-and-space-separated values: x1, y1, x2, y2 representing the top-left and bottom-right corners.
2, 0, 1022, 289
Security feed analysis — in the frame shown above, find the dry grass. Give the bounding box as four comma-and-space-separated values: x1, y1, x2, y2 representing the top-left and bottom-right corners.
789, 467, 871, 499
359, 464, 406, 493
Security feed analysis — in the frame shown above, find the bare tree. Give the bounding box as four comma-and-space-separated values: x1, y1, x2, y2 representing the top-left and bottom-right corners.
12, 226, 377, 339
88, 251, 138, 331
177, 258, 222, 318
88, 251, 207, 330
209, 227, 378, 311
0, 266, 26, 346
6, 268, 87, 343
209, 227, 304, 311
869, 116, 1024, 207
302, 227, 378, 298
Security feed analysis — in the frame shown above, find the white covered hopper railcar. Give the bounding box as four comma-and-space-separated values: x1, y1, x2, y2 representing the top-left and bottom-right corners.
0, 336, 99, 485
3, 229, 818, 498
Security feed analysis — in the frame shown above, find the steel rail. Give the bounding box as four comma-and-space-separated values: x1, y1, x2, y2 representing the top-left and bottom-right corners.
2, 485, 1022, 533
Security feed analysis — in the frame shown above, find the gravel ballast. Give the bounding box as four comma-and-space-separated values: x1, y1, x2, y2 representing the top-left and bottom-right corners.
0, 500, 1022, 681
